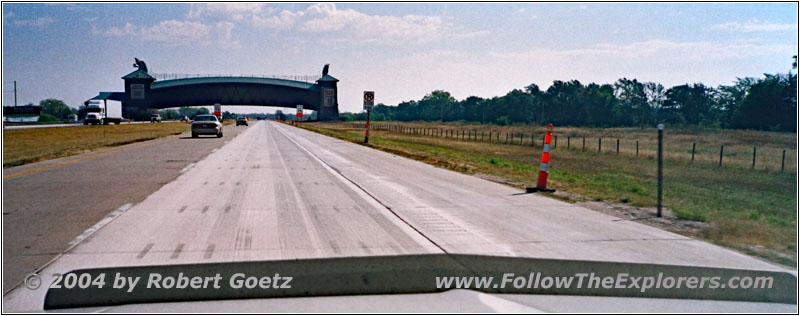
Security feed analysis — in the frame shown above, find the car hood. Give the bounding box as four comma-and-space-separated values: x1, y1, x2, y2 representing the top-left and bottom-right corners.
9, 254, 794, 312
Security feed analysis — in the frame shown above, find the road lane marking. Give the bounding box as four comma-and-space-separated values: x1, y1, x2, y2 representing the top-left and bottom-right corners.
178, 163, 194, 173
67, 203, 133, 247
179, 163, 196, 174
271, 122, 448, 254
3, 140, 157, 180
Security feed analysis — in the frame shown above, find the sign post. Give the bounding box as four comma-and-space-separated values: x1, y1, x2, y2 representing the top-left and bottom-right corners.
657, 124, 664, 218
213, 103, 222, 122
363, 91, 374, 143
296, 104, 304, 122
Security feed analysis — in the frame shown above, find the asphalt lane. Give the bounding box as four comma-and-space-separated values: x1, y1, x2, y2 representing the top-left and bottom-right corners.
2, 123, 248, 292
3, 120, 789, 311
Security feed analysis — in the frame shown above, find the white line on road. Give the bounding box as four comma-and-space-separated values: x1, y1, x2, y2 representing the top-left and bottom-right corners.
179, 163, 196, 174
67, 203, 133, 247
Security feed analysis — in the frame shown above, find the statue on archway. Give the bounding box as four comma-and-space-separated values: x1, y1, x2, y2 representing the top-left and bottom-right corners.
133, 58, 149, 73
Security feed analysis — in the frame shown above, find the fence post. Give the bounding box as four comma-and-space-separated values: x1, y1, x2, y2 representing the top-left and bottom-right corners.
752, 146, 756, 168
567, 136, 570, 149
691, 143, 696, 162
554, 135, 558, 148
583, 137, 586, 151
781, 149, 786, 172
719, 145, 724, 167
616, 139, 620, 154
657, 124, 664, 218
598, 138, 602, 153
531, 133, 535, 146
636, 141, 639, 157
520, 133, 524, 145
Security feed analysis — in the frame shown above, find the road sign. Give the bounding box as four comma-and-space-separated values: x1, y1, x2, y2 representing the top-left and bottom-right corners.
363, 91, 374, 110
296, 105, 303, 118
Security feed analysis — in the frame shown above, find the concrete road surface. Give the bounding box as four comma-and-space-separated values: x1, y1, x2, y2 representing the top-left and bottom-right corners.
2, 125, 248, 292
3, 121, 788, 311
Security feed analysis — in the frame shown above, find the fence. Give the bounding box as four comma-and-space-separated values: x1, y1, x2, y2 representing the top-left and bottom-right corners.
150, 73, 321, 83
342, 122, 796, 172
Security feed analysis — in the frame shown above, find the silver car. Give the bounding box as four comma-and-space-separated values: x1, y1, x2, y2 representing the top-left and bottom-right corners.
191, 115, 223, 138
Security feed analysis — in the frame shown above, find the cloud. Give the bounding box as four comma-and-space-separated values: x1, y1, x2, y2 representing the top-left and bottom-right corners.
46, 3, 92, 12
13, 16, 54, 27
191, 3, 487, 45
488, 40, 794, 61
187, 3, 272, 20
93, 20, 238, 47
709, 19, 796, 32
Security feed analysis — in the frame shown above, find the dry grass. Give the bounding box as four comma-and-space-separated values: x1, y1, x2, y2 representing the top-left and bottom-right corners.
345, 122, 796, 172
302, 121, 797, 266
3, 122, 190, 168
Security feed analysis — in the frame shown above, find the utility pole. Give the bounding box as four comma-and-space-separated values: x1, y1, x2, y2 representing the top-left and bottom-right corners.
14, 81, 17, 107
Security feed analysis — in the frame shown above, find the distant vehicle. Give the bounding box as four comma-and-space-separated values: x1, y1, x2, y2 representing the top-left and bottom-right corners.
84, 99, 123, 125
66, 114, 78, 123
236, 116, 248, 126
180, 116, 190, 122
150, 114, 162, 123
191, 115, 223, 138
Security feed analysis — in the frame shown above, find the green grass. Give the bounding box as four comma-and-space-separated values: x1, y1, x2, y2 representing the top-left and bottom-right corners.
301, 121, 797, 266
3, 122, 190, 168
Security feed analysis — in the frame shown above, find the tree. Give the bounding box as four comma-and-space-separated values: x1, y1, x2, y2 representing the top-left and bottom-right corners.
613, 78, 648, 127
40, 99, 73, 119
662, 84, 716, 126
730, 73, 796, 132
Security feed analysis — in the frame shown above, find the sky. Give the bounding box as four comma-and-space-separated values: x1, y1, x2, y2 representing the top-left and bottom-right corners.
2, 2, 798, 114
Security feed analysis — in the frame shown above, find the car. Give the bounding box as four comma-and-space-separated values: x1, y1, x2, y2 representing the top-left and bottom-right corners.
180, 116, 190, 122
191, 114, 223, 138
236, 116, 248, 126
151, 114, 162, 123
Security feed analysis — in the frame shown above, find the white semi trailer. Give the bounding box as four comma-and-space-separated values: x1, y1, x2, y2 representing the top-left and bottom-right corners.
84, 99, 123, 125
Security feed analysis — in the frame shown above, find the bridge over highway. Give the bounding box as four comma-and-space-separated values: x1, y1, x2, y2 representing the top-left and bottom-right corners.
87, 59, 340, 120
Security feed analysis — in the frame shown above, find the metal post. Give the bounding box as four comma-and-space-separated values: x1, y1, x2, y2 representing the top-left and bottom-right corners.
554, 135, 557, 148
719, 145, 724, 167
363, 110, 370, 143
531, 133, 535, 146
567, 136, 570, 149
636, 141, 639, 157
657, 124, 664, 218
582, 137, 585, 151
616, 139, 620, 154
598, 138, 602, 153
691, 143, 695, 162
14, 81, 17, 107
752, 146, 756, 168
781, 150, 786, 172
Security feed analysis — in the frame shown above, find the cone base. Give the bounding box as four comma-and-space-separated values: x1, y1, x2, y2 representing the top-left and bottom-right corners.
526, 187, 556, 193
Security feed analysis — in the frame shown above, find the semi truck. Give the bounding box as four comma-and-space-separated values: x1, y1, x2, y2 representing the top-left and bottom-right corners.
84, 99, 123, 125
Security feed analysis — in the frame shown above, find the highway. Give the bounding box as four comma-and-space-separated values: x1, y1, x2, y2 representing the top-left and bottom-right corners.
3, 120, 789, 311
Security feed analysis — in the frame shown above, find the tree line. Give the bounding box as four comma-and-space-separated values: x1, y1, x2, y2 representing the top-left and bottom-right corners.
346, 58, 797, 132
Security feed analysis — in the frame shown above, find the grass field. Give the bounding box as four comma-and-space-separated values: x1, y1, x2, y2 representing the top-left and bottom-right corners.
3, 122, 190, 168
301, 121, 797, 266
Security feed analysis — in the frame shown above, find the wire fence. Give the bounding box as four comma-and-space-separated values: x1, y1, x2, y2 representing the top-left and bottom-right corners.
347, 122, 796, 173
